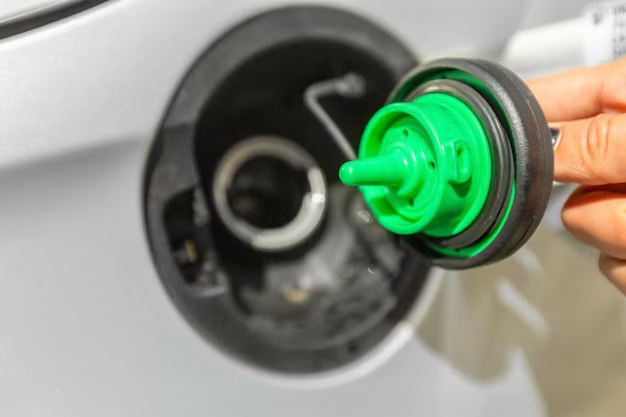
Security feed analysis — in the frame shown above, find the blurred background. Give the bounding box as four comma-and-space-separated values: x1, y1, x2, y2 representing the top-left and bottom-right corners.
0, 0, 625, 416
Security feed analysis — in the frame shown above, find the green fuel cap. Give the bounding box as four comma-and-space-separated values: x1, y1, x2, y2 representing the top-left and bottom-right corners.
338, 58, 555, 270
339, 93, 492, 237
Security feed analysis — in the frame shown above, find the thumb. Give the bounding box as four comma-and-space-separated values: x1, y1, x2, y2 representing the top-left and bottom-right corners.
553, 113, 626, 185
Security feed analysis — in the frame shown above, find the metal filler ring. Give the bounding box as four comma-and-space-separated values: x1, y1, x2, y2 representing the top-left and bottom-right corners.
212, 135, 327, 252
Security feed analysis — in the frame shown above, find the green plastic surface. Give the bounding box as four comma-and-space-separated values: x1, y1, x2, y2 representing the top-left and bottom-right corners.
339, 93, 493, 237
413, 70, 515, 258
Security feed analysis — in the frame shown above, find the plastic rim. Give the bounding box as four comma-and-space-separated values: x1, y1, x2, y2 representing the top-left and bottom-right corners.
398, 71, 515, 258
406, 79, 514, 250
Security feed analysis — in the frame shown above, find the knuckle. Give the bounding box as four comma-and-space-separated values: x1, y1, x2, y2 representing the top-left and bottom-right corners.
578, 114, 615, 180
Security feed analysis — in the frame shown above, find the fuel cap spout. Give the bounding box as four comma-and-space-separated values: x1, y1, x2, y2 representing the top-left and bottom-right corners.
339, 95, 492, 238
339, 150, 414, 188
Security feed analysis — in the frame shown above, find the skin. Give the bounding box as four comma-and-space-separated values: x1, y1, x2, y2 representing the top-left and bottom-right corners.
527, 58, 626, 294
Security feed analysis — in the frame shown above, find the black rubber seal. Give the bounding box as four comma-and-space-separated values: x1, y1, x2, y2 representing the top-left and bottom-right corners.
388, 58, 554, 269
405, 79, 514, 250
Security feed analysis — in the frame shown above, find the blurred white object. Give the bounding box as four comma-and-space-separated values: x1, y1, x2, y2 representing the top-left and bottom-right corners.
503, 0, 626, 78
502, 18, 586, 78
583, 1, 626, 64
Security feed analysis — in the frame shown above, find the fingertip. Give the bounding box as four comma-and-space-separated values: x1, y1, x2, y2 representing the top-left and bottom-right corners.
598, 253, 626, 295
560, 186, 603, 237
560, 186, 626, 260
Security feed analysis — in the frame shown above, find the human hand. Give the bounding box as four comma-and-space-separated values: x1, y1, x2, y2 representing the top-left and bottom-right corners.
528, 59, 626, 294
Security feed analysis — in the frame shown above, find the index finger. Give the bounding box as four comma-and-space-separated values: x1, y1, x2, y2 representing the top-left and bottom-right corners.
527, 59, 626, 122
553, 113, 626, 184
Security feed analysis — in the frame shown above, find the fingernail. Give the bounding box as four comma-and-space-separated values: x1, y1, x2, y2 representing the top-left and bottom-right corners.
550, 127, 562, 149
